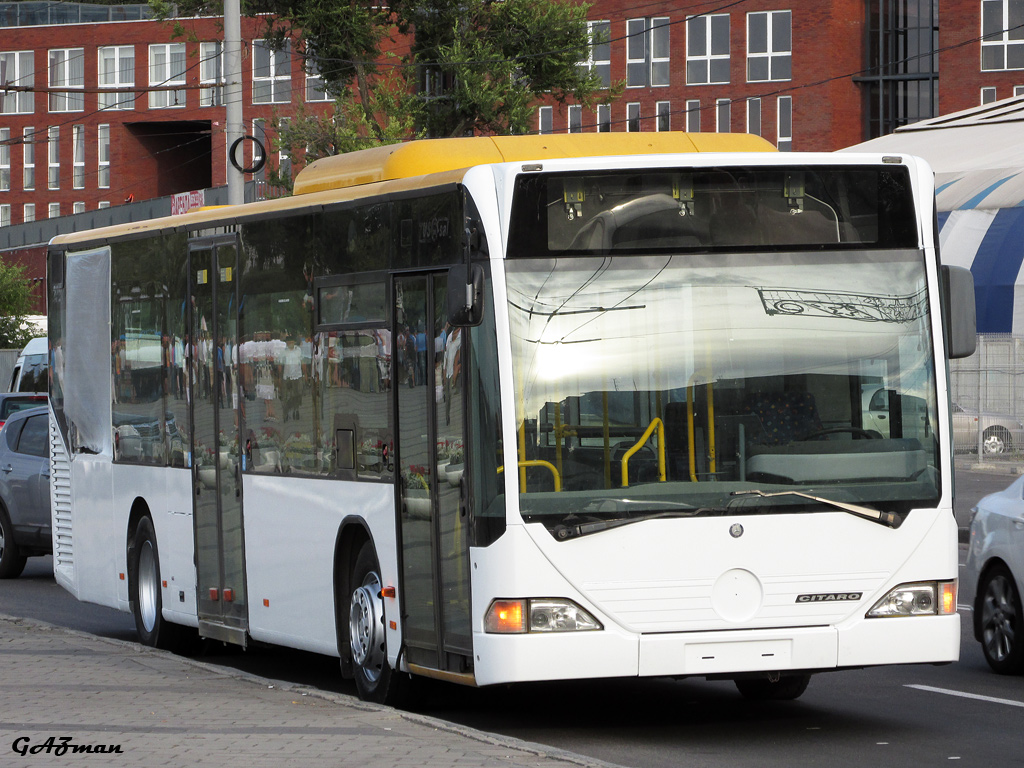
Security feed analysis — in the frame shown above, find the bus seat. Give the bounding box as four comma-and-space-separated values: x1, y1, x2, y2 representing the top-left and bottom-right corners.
742, 391, 822, 446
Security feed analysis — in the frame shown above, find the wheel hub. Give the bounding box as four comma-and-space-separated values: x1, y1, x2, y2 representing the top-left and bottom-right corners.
138, 540, 159, 633
349, 572, 385, 682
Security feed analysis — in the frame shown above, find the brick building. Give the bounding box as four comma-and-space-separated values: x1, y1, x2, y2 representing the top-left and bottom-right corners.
0, 0, 1022, 236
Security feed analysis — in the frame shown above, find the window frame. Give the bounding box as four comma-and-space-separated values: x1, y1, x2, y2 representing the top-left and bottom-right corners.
747, 10, 793, 83
981, 0, 1024, 71
48, 47, 85, 112
656, 100, 671, 131
716, 98, 731, 132
22, 127, 34, 190
252, 39, 292, 105
777, 95, 793, 151
149, 43, 187, 109
538, 105, 553, 135
98, 45, 135, 111
747, 97, 762, 135
686, 99, 701, 132
686, 13, 731, 85
47, 125, 59, 190
200, 41, 225, 107
580, 20, 611, 88
627, 102, 641, 132
568, 104, 583, 133
0, 127, 9, 191
0, 51, 34, 114
627, 17, 670, 88
72, 124, 85, 190
98, 124, 110, 189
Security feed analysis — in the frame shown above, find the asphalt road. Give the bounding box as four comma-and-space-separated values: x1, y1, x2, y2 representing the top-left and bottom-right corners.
2, 466, 1021, 768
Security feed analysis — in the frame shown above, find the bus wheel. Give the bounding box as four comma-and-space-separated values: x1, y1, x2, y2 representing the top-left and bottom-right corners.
0, 506, 27, 579
348, 541, 412, 706
129, 516, 187, 652
735, 673, 811, 700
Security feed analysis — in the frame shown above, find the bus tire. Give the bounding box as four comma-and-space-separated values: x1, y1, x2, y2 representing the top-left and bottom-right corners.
348, 540, 413, 706
129, 516, 188, 652
734, 673, 811, 701
0, 506, 27, 579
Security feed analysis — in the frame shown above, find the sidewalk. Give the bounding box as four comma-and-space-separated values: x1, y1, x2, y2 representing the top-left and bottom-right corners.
0, 615, 623, 768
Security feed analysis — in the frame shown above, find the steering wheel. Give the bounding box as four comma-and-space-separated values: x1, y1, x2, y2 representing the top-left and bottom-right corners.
801, 427, 881, 441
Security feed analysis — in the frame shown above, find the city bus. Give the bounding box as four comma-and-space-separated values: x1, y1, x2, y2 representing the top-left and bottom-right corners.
47, 133, 977, 705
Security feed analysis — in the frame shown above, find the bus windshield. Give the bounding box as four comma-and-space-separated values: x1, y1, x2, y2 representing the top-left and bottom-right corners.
505, 169, 939, 537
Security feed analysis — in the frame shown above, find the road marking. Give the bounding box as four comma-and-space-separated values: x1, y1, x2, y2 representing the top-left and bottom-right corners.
906, 684, 1024, 708
956, 604, 973, 612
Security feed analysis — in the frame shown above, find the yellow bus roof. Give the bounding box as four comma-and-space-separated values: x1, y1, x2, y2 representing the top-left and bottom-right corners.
292, 132, 776, 195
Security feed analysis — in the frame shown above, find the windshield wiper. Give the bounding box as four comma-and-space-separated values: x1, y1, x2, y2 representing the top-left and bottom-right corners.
554, 510, 701, 540
730, 490, 901, 528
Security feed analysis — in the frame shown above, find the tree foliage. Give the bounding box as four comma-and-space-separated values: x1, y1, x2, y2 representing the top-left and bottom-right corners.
0, 261, 39, 349
154, 0, 614, 175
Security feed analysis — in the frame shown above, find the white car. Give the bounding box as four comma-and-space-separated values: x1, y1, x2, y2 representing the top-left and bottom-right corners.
964, 476, 1024, 674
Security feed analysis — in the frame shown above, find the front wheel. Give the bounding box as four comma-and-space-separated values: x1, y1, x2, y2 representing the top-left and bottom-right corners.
129, 516, 189, 652
735, 673, 812, 700
982, 428, 1011, 456
348, 541, 414, 706
0, 506, 27, 579
977, 564, 1024, 674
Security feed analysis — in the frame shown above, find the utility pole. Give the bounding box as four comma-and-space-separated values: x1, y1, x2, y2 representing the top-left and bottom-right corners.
224, 0, 244, 205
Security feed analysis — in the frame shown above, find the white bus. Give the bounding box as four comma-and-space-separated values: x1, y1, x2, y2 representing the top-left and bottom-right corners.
47, 133, 976, 705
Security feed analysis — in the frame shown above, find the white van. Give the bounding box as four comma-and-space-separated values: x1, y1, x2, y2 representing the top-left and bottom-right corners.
9, 337, 47, 393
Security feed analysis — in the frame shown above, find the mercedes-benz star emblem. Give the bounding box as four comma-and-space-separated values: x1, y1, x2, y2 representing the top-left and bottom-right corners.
729, 523, 744, 538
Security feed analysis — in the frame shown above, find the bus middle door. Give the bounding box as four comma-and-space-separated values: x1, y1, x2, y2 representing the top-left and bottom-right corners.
188, 238, 248, 646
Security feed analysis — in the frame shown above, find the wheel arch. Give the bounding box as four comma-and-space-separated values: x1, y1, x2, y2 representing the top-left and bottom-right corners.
333, 515, 374, 678
125, 497, 154, 598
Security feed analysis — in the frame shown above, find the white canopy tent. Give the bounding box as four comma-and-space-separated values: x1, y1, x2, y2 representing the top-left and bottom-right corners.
846, 95, 1024, 334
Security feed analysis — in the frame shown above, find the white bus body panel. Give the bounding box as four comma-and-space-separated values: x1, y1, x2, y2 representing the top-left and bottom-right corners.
470, 510, 958, 686
59, 455, 117, 606
243, 474, 398, 658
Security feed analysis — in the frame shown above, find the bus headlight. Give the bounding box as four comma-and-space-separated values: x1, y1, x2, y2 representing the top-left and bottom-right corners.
866, 581, 956, 617
484, 598, 603, 633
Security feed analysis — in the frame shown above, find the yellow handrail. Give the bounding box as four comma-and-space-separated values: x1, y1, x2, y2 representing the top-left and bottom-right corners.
497, 460, 562, 492
620, 418, 666, 487
686, 374, 716, 481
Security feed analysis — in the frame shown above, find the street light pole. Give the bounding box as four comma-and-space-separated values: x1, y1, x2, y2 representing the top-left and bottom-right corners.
224, 0, 244, 205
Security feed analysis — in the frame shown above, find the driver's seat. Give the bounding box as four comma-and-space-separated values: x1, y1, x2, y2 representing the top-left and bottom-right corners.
742, 391, 822, 446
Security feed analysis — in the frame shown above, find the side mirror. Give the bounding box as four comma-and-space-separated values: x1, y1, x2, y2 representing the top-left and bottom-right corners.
942, 265, 976, 360
447, 263, 484, 327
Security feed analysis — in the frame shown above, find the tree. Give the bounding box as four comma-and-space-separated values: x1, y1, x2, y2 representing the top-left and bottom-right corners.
0, 261, 39, 349
154, 0, 615, 179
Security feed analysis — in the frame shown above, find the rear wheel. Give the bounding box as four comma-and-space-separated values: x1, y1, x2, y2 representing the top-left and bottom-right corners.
982, 428, 1011, 456
0, 506, 27, 579
977, 564, 1024, 674
348, 541, 413, 706
735, 673, 812, 701
129, 516, 189, 652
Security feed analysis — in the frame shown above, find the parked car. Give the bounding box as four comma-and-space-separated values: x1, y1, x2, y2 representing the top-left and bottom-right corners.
0, 406, 51, 578
8, 337, 47, 393
0, 392, 48, 431
952, 403, 1023, 455
965, 476, 1024, 674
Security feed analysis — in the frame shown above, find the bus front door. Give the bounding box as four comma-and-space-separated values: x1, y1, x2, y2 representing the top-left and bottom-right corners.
189, 239, 247, 646
394, 272, 472, 674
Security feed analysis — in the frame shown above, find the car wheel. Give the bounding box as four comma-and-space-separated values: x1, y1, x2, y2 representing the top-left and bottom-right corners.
735, 673, 812, 700
977, 563, 1024, 675
129, 516, 190, 652
982, 428, 1011, 456
348, 541, 414, 706
0, 506, 27, 579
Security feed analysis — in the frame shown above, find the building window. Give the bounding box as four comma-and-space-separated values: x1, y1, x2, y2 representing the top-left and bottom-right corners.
686, 100, 701, 131
22, 127, 34, 190
0, 204, 9, 227
200, 42, 224, 107
98, 201, 110, 209
778, 95, 793, 150
0, 128, 9, 191
47, 126, 59, 190
747, 97, 762, 135
276, 117, 291, 181
538, 106, 552, 134
98, 45, 135, 110
982, 0, 1024, 71
48, 202, 59, 219
597, 104, 611, 132
253, 40, 291, 104
687, 14, 730, 85
48, 48, 85, 112
73, 201, 85, 214
716, 98, 731, 132
656, 101, 671, 131
23, 203, 34, 223
149, 44, 186, 108
98, 124, 110, 188
0, 51, 34, 114
860, 0, 939, 138
73, 124, 85, 189
579, 21, 611, 88
747, 11, 792, 82
305, 58, 329, 102
981, 86, 998, 103
627, 102, 641, 131
627, 17, 670, 87
1016, 84, 1024, 95
568, 104, 583, 133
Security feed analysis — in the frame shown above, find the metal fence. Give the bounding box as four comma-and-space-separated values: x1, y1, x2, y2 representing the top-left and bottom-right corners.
949, 334, 1024, 460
